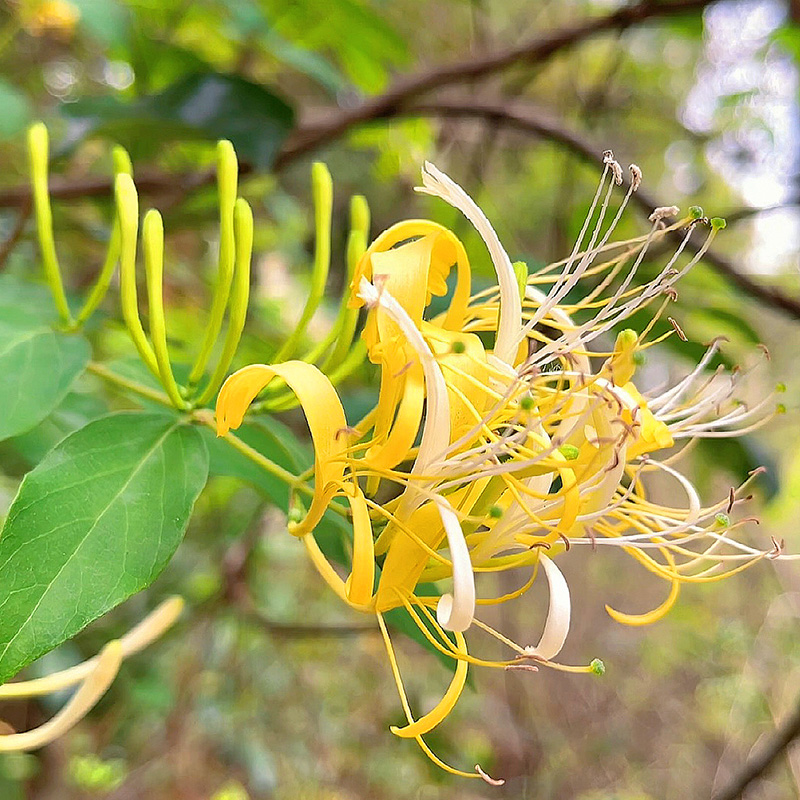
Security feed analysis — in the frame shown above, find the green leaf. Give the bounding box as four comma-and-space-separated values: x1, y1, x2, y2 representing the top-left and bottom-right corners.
0, 412, 208, 683
0, 275, 59, 318
10, 391, 108, 466
0, 305, 90, 442
64, 72, 295, 168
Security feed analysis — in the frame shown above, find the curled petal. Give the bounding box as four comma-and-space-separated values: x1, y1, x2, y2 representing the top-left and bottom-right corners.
345, 487, 376, 607
605, 577, 680, 626
434, 496, 476, 633
526, 555, 571, 660
349, 220, 471, 330
390, 629, 469, 739
416, 162, 521, 365
216, 361, 349, 537
358, 278, 450, 477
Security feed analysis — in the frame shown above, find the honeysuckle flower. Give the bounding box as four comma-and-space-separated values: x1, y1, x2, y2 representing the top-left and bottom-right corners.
0, 598, 182, 752
216, 154, 789, 782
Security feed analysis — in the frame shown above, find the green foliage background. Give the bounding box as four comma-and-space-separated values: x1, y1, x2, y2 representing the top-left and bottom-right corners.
0, 0, 799, 798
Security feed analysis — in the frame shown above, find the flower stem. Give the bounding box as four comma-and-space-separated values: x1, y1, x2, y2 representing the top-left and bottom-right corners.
87, 362, 173, 408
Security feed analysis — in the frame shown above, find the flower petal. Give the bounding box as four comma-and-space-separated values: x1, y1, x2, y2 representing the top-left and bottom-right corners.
417, 162, 521, 365
526, 554, 571, 660
216, 361, 349, 536
434, 496, 476, 633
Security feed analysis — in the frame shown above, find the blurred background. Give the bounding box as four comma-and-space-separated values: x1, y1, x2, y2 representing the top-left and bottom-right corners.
0, 0, 799, 797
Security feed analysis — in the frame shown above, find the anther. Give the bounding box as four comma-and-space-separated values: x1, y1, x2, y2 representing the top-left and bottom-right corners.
587, 527, 598, 551
668, 317, 688, 342
768, 536, 786, 559
663, 287, 678, 301
392, 360, 415, 379
726, 488, 735, 514
649, 206, 680, 223
629, 164, 642, 191
757, 343, 771, 361
527, 541, 551, 550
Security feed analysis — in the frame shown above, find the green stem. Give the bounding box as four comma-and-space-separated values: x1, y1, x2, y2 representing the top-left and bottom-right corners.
143, 209, 187, 409
76, 147, 133, 325
87, 362, 173, 408
271, 162, 332, 363
27, 123, 73, 326
188, 140, 238, 388
196, 198, 254, 406
192, 411, 348, 517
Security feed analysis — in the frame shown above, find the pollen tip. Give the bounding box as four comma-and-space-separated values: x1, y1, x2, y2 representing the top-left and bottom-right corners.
475, 764, 505, 786
629, 164, 642, 191
590, 658, 606, 675
649, 205, 680, 223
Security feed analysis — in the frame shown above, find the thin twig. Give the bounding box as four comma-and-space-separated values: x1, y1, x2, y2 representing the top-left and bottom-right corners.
274, 0, 717, 166
244, 615, 379, 637
711, 695, 800, 800
0, 0, 715, 209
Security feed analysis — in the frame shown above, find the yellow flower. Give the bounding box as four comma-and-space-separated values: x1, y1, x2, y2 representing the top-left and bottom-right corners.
216, 154, 784, 782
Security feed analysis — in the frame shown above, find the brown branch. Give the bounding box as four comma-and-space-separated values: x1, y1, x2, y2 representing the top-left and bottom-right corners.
404, 97, 800, 321
711, 695, 800, 800
0, 0, 715, 210
275, 0, 718, 165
